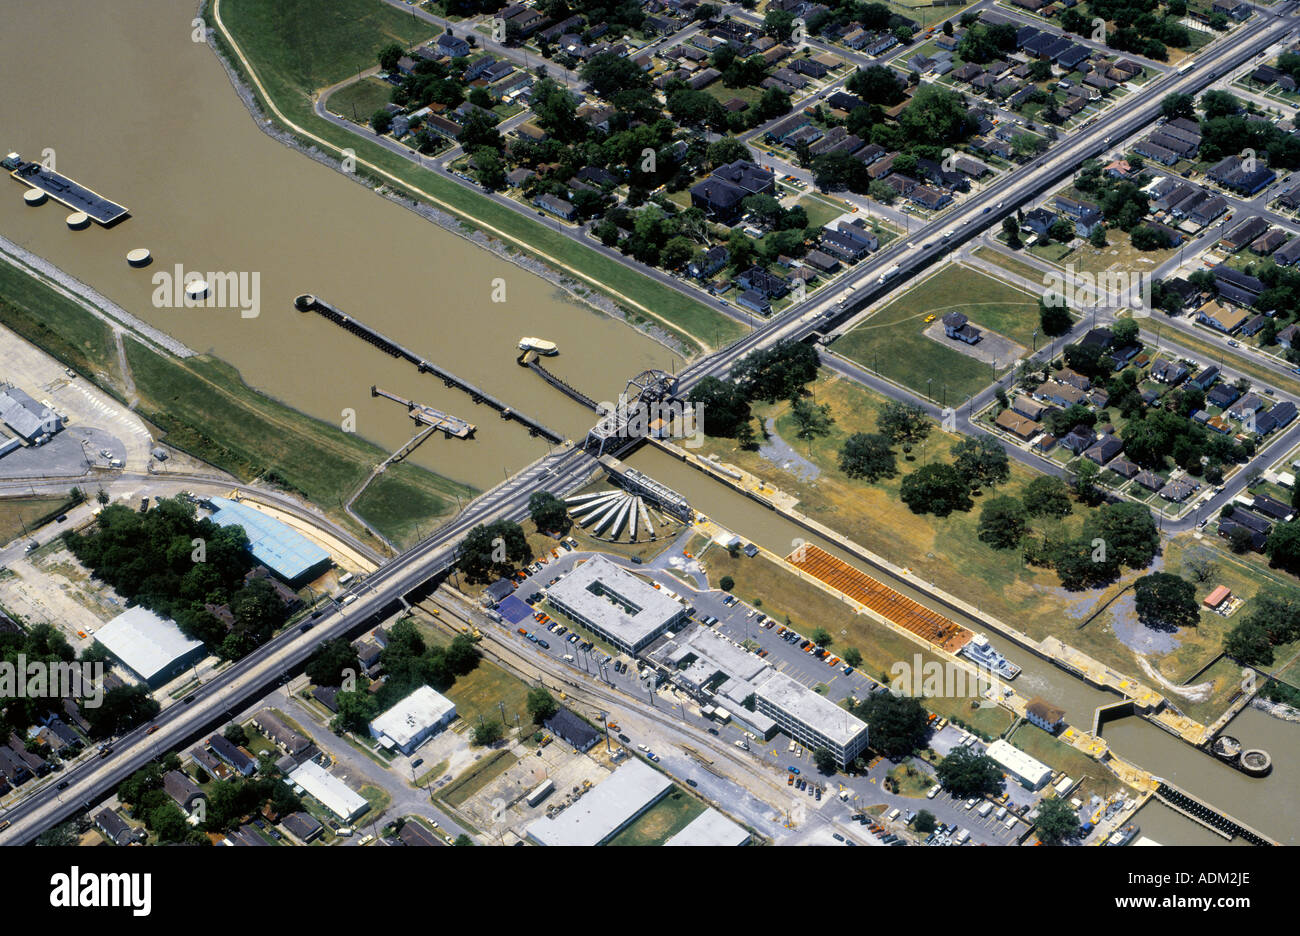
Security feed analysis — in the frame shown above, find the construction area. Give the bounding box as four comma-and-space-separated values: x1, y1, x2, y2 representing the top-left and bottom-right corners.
786, 544, 972, 653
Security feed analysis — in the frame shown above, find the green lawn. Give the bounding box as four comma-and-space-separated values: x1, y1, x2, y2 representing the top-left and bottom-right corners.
0, 496, 78, 548
352, 463, 458, 549
833, 264, 1037, 400
605, 788, 705, 846
0, 259, 127, 399
212, 0, 744, 354
124, 339, 473, 545
326, 76, 395, 122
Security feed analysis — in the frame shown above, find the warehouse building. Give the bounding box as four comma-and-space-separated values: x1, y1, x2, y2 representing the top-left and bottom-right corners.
746, 669, 869, 767
987, 738, 1052, 790
546, 555, 689, 654
0, 385, 60, 443
206, 497, 332, 586
665, 807, 751, 846
94, 606, 206, 688
526, 759, 672, 846
369, 685, 457, 755
289, 760, 369, 822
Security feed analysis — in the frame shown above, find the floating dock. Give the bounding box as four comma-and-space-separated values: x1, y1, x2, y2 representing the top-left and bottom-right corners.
371, 386, 475, 439
295, 294, 563, 444
4, 154, 128, 226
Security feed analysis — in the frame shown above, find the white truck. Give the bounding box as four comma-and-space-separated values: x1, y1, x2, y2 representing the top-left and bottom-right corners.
877, 264, 901, 285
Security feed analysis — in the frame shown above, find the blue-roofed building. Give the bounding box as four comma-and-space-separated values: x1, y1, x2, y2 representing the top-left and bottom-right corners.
206, 497, 332, 586
496, 594, 534, 625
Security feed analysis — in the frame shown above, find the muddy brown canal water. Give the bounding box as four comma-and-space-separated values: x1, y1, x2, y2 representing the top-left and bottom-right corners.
1, 0, 1296, 846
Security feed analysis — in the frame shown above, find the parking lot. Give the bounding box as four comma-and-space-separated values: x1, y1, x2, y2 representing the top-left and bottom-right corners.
493, 545, 1038, 846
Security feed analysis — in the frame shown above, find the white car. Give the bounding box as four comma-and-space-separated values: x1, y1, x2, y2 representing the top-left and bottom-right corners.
637, 743, 649, 752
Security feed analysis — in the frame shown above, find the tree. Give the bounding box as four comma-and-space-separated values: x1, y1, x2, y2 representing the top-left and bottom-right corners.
526, 687, 559, 724
951, 437, 1010, 489
1083, 502, 1159, 570
1110, 317, 1140, 348
1089, 225, 1108, 248
528, 491, 570, 535
378, 43, 405, 73
1265, 521, 1300, 574
457, 520, 531, 583
1051, 537, 1120, 591
811, 627, 832, 647
978, 496, 1028, 550
1071, 457, 1101, 505
581, 52, 650, 98
878, 401, 931, 445
370, 109, 394, 135
720, 575, 735, 591
332, 690, 377, 734
900, 464, 973, 517
472, 719, 504, 746
935, 746, 1004, 798
914, 809, 937, 834
455, 833, 473, 846
813, 747, 838, 774
1039, 298, 1073, 337
851, 693, 931, 758
687, 376, 752, 438
1134, 572, 1199, 631
1002, 215, 1021, 248
1224, 619, 1274, 666
839, 433, 897, 482
1161, 92, 1195, 121
223, 723, 248, 747
846, 65, 906, 106
791, 397, 834, 440
843, 647, 863, 668
1034, 796, 1081, 844
731, 341, 820, 403
305, 639, 360, 688
1023, 475, 1073, 519
471, 147, 506, 189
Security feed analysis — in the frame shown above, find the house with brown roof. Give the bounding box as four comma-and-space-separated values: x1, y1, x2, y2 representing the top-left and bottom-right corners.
995, 409, 1042, 440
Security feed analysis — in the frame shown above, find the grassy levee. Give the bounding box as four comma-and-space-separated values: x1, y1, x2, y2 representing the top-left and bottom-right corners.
0, 261, 127, 399
210, 0, 745, 355
834, 264, 1037, 400
123, 339, 474, 543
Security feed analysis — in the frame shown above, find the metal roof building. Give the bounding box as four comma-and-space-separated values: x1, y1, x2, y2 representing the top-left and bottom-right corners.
987, 738, 1053, 790
545, 555, 688, 654
369, 685, 457, 754
289, 760, 369, 822
94, 606, 206, 688
206, 497, 332, 585
526, 759, 672, 846
747, 669, 869, 767
665, 807, 751, 846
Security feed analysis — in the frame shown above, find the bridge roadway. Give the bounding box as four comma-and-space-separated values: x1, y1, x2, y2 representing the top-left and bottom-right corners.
0, 443, 602, 844
678, 4, 1298, 392
4, 8, 1297, 845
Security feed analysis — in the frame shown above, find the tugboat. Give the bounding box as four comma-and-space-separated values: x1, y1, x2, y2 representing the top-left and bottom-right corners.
960, 633, 1021, 679
518, 337, 558, 355
1105, 823, 1139, 846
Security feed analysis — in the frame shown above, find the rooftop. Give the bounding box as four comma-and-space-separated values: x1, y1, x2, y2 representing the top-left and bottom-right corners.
527, 759, 672, 847
207, 497, 331, 582
546, 555, 685, 648
95, 606, 205, 684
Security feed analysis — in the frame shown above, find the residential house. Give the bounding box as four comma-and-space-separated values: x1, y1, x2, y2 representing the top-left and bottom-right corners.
688, 246, 729, 279
1196, 300, 1250, 334
942, 311, 982, 344
435, 32, 471, 58
995, 409, 1042, 440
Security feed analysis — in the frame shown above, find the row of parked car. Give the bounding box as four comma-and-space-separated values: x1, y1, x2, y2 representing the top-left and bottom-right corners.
848, 812, 906, 846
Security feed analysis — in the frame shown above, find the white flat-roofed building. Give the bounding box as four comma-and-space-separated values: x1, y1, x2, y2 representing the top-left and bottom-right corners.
94, 606, 206, 688
526, 759, 672, 846
546, 555, 689, 654
665, 807, 751, 846
288, 760, 369, 822
649, 624, 768, 694
748, 669, 869, 767
987, 738, 1052, 790
369, 685, 457, 754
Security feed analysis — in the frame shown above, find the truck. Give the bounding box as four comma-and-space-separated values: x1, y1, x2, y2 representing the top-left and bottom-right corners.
976, 801, 994, 818
955, 828, 971, 844
878, 264, 901, 285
